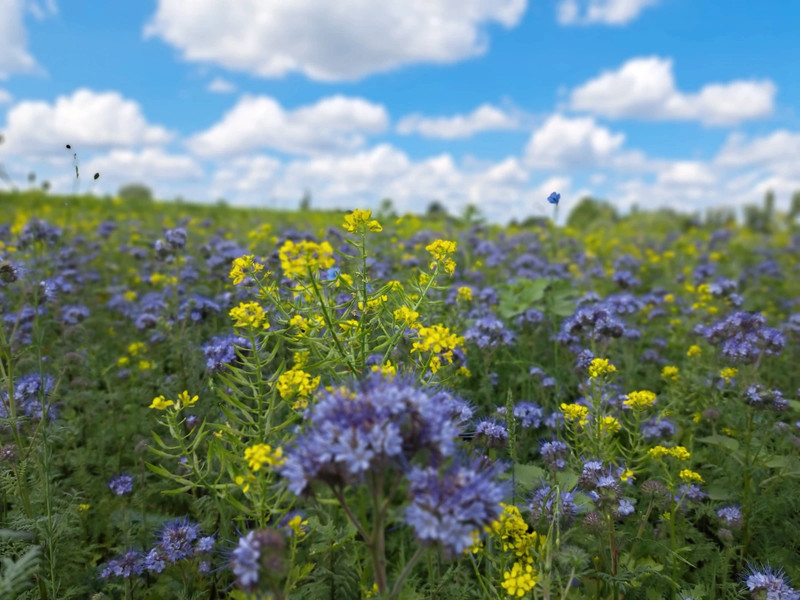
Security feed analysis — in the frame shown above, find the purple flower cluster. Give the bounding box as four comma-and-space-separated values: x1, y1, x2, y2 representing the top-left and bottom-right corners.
405, 458, 506, 555
742, 564, 800, 600
0, 372, 57, 421
280, 376, 464, 496
201, 334, 251, 372
464, 313, 515, 349
744, 385, 788, 411
107, 473, 134, 496
528, 485, 579, 526
700, 311, 785, 364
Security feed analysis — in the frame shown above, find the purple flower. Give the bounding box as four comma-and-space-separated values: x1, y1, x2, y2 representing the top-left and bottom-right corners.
280, 375, 463, 496
108, 473, 134, 496
742, 563, 799, 600
100, 550, 144, 579
513, 401, 544, 429
540, 441, 568, 471
529, 485, 578, 526
405, 457, 506, 555
547, 192, 561, 205
717, 506, 743, 529
158, 518, 200, 562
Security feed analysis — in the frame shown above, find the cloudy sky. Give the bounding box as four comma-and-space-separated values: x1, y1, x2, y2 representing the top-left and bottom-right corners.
1, 0, 799, 221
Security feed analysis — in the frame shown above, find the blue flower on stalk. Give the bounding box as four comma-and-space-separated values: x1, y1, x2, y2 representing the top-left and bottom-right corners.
405, 457, 506, 556
547, 192, 561, 205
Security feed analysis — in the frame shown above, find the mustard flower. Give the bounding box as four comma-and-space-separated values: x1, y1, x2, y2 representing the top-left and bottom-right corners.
623, 390, 657, 409
588, 358, 616, 379
229, 255, 264, 285
230, 301, 270, 330
661, 365, 679, 381
342, 209, 382, 233
149, 395, 173, 410
244, 444, 285, 471
560, 403, 589, 428
501, 562, 538, 597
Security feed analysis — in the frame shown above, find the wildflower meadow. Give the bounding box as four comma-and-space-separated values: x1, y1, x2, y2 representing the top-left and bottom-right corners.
0, 187, 798, 600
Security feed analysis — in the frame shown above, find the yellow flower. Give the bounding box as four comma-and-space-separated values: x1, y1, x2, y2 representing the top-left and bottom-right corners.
235, 473, 254, 493
661, 365, 679, 381
176, 390, 198, 409
229, 254, 264, 285
687, 344, 702, 357
624, 390, 657, 409
128, 342, 146, 356
138, 360, 154, 371
149, 395, 174, 410
117, 356, 130, 367
648, 445, 690, 460
393, 306, 419, 326
123, 290, 137, 302
371, 361, 397, 378
501, 562, 538, 597
277, 368, 320, 409
412, 324, 464, 356
619, 468, 635, 483
230, 301, 270, 329
560, 403, 589, 428
588, 358, 616, 379
720, 367, 738, 383
285, 514, 308, 537
77, 503, 90, 512
244, 444, 285, 471
279, 239, 335, 279
457, 286, 473, 301
339, 319, 360, 332
663, 293, 675, 303
679, 469, 704, 484
600, 416, 621, 435
342, 209, 383, 233
425, 239, 457, 274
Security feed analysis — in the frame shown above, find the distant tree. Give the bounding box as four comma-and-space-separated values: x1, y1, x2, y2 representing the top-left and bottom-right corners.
299, 190, 312, 211
426, 200, 448, 218
788, 190, 800, 223
41, 181, 51, 193
27, 172, 36, 185
460, 203, 484, 226
520, 216, 549, 228
118, 183, 153, 201
764, 189, 775, 232
705, 206, 736, 228
378, 197, 397, 220
566, 196, 618, 230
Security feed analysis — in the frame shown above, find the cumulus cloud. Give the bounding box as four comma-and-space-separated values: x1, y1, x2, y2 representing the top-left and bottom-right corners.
569, 56, 776, 125
524, 114, 625, 169
397, 104, 519, 139
144, 0, 527, 81
188, 94, 389, 157
715, 130, 800, 176
206, 77, 236, 94
1, 88, 172, 155
208, 144, 561, 221
84, 148, 203, 182
0, 0, 37, 78
557, 0, 658, 25
0, 89, 11, 104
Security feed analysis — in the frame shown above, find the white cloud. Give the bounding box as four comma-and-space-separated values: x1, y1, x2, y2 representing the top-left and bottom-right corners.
1, 88, 172, 155
570, 56, 776, 125
524, 114, 625, 169
206, 77, 236, 94
656, 161, 715, 186
0, 0, 37, 78
0, 89, 11, 104
715, 131, 800, 176
397, 104, 519, 139
84, 148, 203, 182
145, 0, 527, 81
208, 144, 563, 221
557, 0, 658, 25
188, 94, 389, 157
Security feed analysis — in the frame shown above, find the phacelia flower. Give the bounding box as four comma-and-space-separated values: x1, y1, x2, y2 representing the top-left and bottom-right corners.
108, 473, 134, 496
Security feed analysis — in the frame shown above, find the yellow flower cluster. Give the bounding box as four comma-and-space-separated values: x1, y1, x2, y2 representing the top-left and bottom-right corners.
229, 254, 264, 285
342, 209, 382, 233
623, 390, 657, 409
501, 562, 538, 597
560, 403, 589, 428
491, 504, 545, 563
425, 239, 457, 275
229, 301, 270, 330
412, 324, 463, 355
150, 273, 178, 286
686, 344, 702, 357
457, 286, 473, 301
588, 358, 616, 379
277, 368, 320, 410
279, 239, 335, 279
679, 469, 704, 483
661, 365, 680, 381
720, 367, 738, 383
149, 390, 198, 411
600, 416, 621, 435
244, 444, 285, 471
648, 445, 691, 461
394, 306, 420, 326
371, 361, 397, 378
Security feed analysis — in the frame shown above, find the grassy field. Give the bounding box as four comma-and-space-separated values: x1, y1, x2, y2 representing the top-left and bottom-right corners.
1, 190, 798, 599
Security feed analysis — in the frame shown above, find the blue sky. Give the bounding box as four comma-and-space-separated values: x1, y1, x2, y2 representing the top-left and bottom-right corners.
1, 0, 799, 221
